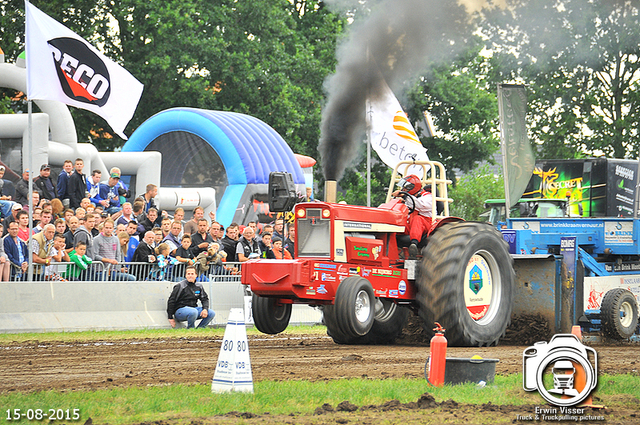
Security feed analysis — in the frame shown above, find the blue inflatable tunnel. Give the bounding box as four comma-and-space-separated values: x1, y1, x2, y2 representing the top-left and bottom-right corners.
123, 108, 305, 226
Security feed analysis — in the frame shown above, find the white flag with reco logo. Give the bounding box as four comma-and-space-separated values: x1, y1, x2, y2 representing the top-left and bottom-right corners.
366, 80, 429, 177
25, 2, 143, 139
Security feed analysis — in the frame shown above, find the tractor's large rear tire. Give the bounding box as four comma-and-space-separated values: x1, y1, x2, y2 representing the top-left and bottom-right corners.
417, 222, 515, 346
600, 288, 639, 340
251, 293, 292, 334
323, 299, 408, 345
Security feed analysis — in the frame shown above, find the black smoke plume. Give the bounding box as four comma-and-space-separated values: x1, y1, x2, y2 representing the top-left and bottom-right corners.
319, 0, 473, 181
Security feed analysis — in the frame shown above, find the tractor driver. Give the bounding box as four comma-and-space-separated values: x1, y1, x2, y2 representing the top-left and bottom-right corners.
392, 174, 433, 259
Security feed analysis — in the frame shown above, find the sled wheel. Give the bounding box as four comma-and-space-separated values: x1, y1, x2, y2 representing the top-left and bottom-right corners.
600, 288, 639, 340
334, 276, 375, 338
417, 222, 515, 346
251, 293, 291, 334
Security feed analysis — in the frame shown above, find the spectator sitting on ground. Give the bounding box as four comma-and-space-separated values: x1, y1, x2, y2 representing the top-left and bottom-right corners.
0, 223, 11, 281
236, 226, 261, 262
4, 221, 28, 279
87, 170, 102, 205
98, 171, 123, 215
66, 241, 92, 281
183, 207, 203, 235
34, 164, 57, 201
271, 236, 292, 259
57, 160, 73, 208
167, 265, 215, 329
191, 218, 213, 257
93, 219, 134, 281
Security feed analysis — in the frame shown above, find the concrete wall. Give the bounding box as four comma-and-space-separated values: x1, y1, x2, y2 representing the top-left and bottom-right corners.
0, 279, 322, 333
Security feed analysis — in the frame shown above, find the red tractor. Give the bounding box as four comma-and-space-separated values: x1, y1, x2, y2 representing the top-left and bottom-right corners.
241, 161, 515, 346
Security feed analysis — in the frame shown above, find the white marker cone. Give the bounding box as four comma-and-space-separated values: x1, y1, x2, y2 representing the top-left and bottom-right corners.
211, 308, 253, 393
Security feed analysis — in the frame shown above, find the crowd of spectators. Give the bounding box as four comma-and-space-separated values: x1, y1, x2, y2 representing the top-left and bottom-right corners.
0, 160, 296, 282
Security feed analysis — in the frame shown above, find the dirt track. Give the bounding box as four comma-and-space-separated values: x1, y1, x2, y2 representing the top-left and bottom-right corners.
0, 332, 638, 424
1, 332, 638, 393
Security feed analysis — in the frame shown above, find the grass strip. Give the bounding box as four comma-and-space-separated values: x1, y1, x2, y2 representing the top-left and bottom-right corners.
1, 375, 637, 425
0, 325, 327, 344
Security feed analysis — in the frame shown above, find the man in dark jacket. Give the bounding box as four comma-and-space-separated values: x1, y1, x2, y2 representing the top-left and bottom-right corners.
14, 170, 31, 206
167, 265, 215, 329
221, 222, 239, 260
68, 158, 87, 210
131, 231, 156, 279
33, 164, 57, 201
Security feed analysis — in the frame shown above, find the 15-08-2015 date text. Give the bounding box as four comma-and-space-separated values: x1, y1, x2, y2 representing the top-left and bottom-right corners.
5, 409, 81, 421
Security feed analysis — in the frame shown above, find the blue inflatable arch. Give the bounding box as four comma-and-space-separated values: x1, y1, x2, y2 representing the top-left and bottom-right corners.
122, 108, 305, 225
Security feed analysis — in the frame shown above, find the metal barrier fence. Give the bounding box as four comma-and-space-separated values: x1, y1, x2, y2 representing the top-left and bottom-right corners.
9, 260, 244, 283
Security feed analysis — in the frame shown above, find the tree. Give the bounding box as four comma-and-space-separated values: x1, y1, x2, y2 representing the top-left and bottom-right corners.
0, 0, 344, 154
406, 39, 501, 174
481, 0, 640, 159
449, 164, 504, 222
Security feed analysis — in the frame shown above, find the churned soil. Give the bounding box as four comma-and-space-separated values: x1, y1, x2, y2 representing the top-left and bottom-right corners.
0, 324, 638, 424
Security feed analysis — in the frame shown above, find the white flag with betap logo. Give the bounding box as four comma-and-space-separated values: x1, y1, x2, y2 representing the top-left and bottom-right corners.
366, 79, 429, 177
25, 2, 143, 139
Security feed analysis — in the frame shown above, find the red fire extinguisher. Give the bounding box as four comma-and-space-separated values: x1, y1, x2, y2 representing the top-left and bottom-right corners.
426, 322, 447, 386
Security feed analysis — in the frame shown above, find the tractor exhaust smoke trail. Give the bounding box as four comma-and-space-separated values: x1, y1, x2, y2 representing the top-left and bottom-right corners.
319, 0, 472, 181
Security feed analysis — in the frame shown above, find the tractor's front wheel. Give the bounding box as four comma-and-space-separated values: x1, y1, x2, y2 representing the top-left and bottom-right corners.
417, 222, 515, 346
334, 276, 375, 339
251, 293, 292, 334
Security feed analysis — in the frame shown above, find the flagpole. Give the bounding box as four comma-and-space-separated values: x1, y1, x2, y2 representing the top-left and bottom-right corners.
27, 100, 34, 281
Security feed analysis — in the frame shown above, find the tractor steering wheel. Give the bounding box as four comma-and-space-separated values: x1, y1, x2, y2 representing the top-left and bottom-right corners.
397, 191, 416, 214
